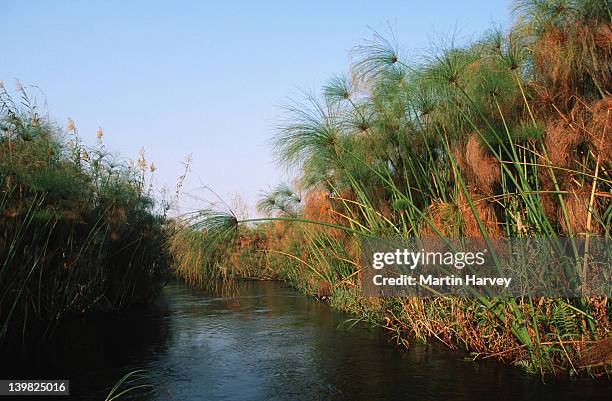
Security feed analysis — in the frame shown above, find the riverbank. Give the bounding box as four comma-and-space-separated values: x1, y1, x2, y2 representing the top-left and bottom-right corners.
169, 0, 611, 377
2, 0, 610, 384
0, 86, 170, 346
169, 228, 611, 378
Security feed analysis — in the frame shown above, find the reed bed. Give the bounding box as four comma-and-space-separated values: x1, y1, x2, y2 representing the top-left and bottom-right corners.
170, 0, 611, 377
0, 85, 170, 345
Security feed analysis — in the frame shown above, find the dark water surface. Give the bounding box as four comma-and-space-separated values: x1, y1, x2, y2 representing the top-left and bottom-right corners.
3, 281, 610, 401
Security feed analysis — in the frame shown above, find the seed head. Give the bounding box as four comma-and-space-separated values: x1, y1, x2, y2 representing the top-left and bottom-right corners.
96, 127, 104, 139
67, 118, 76, 132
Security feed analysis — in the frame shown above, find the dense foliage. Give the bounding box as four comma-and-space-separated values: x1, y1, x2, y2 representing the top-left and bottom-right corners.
171, 0, 611, 376
0, 85, 170, 344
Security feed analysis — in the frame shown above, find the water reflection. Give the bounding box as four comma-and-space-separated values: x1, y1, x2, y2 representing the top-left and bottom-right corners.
1, 281, 610, 401
1, 299, 171, 400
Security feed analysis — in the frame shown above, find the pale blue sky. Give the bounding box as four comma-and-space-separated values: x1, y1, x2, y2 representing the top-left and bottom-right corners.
0, 1, 510, 215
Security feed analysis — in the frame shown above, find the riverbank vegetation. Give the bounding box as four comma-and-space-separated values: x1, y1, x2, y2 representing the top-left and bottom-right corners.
0, 85, 170, 344
2, 0, 608, 380
170, 0, 611, 376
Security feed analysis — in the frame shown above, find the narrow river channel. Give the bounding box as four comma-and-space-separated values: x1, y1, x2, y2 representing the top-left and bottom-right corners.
4, 281, 610, 400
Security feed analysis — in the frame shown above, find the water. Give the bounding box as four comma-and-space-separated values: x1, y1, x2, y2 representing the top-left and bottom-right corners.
3, 281, 610, 400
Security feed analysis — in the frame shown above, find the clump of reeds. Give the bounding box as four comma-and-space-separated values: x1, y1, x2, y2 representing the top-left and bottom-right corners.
0, 85, 170, 344
169, 0, 611, 377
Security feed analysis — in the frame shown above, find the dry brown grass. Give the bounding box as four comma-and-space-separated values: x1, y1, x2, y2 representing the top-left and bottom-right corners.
558, 187, 601, 235
536, 95, 610, 228
420, 189, 501, 238
457, 189, 502, 237
303, 189, 332, 221
464, 133, 500, 195
579, 336, 612, 367
543, 119, 583, 168
532, 21, 612, 110
585, 97, 611, 163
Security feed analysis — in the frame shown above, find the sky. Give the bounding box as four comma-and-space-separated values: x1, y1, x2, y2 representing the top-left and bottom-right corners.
0, 0, 511, 216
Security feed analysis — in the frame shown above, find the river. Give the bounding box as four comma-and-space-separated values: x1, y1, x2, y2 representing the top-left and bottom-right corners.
3, 281, 610, 400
